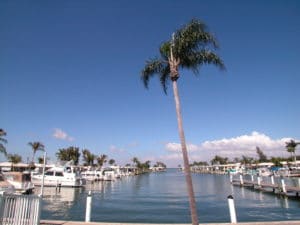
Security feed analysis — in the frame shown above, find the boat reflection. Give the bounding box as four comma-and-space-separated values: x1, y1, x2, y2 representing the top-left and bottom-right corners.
35, 186, 82, 212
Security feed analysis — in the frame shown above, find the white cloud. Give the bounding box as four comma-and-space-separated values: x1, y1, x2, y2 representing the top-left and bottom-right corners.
200, 131, 291, 158
165, 142, 198, 152
161, 131, 295, 167
53, 128, 74, 142
109, 145, 125, 153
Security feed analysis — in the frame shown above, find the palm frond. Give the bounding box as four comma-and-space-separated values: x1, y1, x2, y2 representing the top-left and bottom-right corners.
0, 144, 7, 156
173, 19, 219, 59
159, 64, 171, 93
159, 42, 171, 61
141, 58, 169, 91
180, 50, 225, 72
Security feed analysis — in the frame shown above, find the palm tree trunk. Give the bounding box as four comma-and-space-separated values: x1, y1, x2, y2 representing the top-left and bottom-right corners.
172, 80, 199, 225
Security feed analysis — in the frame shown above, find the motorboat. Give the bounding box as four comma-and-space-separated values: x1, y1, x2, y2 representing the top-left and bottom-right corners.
3, 171, 34, 194
81, 168, 103, 182
102, 168, 116, 181
31, 164, 86, 187
256, 167, 273, 177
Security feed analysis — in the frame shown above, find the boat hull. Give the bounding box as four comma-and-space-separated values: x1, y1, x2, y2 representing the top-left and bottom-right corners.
31, 175, 85, 187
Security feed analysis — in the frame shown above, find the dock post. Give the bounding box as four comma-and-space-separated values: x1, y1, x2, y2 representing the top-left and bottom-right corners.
239, 174, 244, 185
281, 178, 286, 193
271, 176, 274, 185
257, 176, 261, 187
227, 195, 237, 224
85, 191, 92, 222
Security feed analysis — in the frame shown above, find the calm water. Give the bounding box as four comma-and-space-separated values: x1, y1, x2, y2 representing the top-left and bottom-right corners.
37, 169, 300, 223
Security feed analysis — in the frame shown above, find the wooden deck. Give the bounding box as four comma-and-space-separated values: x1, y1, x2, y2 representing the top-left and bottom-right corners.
40, 220, 300, 225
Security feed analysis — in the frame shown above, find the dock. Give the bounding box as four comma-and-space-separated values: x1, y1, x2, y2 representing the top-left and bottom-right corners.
230, 174, 300, 197
40, 220, 300, 225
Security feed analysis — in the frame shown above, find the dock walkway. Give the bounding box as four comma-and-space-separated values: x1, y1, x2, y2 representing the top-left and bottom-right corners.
40, 220, 300, 225
231, 174, 300, 197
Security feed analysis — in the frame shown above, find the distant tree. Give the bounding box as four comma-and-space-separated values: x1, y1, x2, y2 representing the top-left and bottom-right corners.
28, 141, 45, 164
136, 160, 151, 172
132, 157, 140, 167
233, 157, 240, 163
191, 161, 208, 166
82, 149, 96, 166
0, 128, 8, 156
240, 155, 254, 165
154, 161, 167, 168
286, 139, 299, 162
56, 146, 80, 165
38, 156, 45, 164
210, 155, 228, 165
97, 154, 107, 168
108, 159, 115, 166
256, 146, 268, 162
7, 154, 22, 171
143, 160, 151, 169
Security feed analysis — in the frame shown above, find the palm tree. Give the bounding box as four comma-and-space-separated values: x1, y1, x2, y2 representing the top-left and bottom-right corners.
28, 141, 45, 164
0, 128, 8, 156
7, 154, 22, 171
56, 146, 80, 165
132, 157, 140, 167
108, 159, 115, 166
286, 139, 300, 162
97, 154, 107, 168
141, 19, 224, 225
82, 149, 96, 166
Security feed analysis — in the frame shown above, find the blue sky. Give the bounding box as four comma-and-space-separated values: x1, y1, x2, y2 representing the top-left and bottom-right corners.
1, 0, 299, 167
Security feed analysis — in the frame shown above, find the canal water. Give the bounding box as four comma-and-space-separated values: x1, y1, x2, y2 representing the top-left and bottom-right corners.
37, 169, 300, 223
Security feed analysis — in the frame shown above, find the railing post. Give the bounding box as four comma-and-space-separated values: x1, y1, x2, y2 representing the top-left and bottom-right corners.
271, 175, 274, 185
239, 174, 244, 185
281, 178, 286, 193
227, 195, 237, 223
257, 176, 261, 187
85, 191, 92, 222
0, 194, 4, 219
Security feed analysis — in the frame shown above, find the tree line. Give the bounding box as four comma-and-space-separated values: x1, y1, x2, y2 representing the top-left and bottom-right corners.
191, 144, 300, 167
0, 128, 166, 173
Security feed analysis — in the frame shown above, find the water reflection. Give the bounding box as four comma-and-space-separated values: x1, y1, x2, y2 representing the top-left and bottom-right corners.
39, 170, 300, 223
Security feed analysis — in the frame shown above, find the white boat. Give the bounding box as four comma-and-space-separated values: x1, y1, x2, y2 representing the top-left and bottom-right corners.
256, 167, 273, 177
81, 169, 97, 182
31, 164, 86, 187
81, 168, 103, 182
102, 168, 116, 181
3, 171, 34, 194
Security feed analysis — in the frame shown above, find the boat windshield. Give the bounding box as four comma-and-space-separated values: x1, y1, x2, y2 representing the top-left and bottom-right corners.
23, 173, 31, 182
